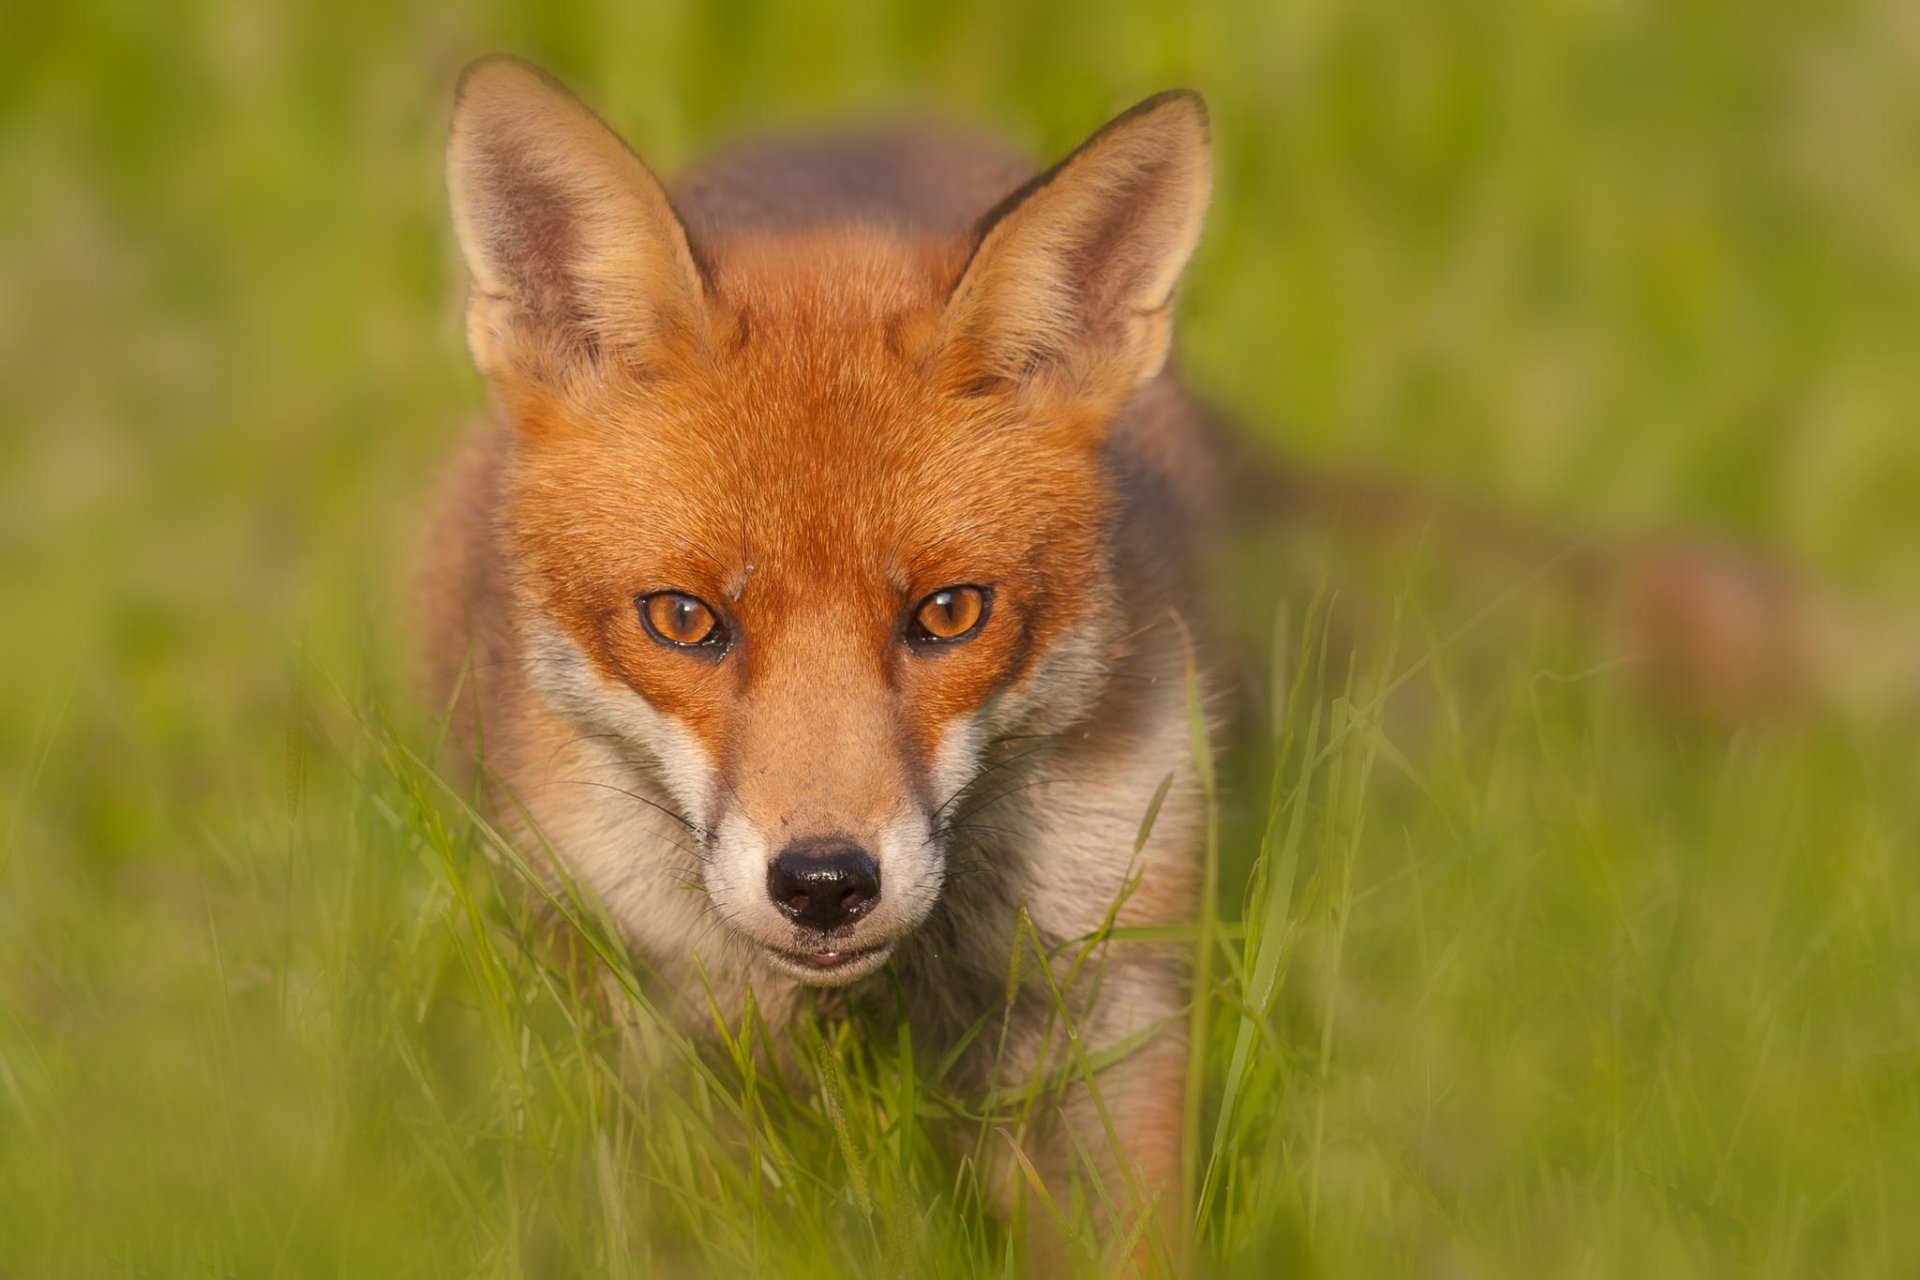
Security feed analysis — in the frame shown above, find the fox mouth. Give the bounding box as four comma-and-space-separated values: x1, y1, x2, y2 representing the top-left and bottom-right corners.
762, 940, 893, 984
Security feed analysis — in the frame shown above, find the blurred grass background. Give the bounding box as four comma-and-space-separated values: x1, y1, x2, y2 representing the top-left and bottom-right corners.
4, 0, 1919, 1274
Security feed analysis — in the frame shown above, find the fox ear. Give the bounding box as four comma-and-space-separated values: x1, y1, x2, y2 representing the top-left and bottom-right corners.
447, 56, 708, 390
938, 91, 1211, 406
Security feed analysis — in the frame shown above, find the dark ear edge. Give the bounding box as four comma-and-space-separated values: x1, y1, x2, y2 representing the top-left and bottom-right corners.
952, 89, 1210, 304
447, 55, 710, 387
935, 90, 1212, 405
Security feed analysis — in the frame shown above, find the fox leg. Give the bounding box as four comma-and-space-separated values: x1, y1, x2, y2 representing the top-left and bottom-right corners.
1051, 1029, 1187, 1275
990, 958, 1189, 1276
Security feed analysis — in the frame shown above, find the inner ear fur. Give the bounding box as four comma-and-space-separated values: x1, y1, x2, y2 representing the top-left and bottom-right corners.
939, 91, 1212, 406
447, 56, 709, 389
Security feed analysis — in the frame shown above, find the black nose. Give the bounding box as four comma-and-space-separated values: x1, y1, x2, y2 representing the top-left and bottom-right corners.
767, 840, 880, 932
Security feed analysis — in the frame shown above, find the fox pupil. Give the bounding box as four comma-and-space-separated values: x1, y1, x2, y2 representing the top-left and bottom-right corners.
912, 586, 986, 642
641, 592, 718, 647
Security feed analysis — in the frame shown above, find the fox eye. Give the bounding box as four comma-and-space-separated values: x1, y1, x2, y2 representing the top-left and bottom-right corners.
908, 586, 991, 645
639, 592, 724, 649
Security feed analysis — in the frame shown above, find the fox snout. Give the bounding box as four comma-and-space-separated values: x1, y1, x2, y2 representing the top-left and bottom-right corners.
766, 839, 881, 933
695, 770, 944, 978
662, 609, 969, 983
705, 803, 943, 984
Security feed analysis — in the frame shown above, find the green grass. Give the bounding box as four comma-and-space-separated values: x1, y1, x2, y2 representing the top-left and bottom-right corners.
5, 0, 1920, 1274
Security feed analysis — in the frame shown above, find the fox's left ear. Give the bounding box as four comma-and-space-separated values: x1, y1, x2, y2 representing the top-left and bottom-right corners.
938, 91, 1211, 409
447, 56, 709, 396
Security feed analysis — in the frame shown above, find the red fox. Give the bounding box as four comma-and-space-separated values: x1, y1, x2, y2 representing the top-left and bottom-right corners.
423, 55, 1893, 1266
426, 56, 1215, 1256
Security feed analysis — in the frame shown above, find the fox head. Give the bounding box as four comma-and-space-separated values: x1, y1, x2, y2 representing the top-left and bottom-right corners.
447, 58, 1210, 986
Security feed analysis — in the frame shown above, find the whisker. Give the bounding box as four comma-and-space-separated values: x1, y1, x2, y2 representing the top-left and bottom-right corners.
945, 774, 1063, 829
541, 729, 628, 772
930, 821, 1025, 845
929, 741, 1056, 821
546, 777, 708, 844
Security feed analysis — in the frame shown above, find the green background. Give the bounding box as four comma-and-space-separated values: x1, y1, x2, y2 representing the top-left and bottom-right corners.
4, 0, 1918, 1274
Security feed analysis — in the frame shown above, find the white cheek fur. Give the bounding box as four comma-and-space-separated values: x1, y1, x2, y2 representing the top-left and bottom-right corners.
927, 713, 983, 814
522, 614, 719, 827
703, 809, 771, 934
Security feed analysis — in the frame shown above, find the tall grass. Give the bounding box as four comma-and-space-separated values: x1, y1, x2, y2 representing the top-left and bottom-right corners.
12, 594, 1919, 1275
4, 0, 1920, 1274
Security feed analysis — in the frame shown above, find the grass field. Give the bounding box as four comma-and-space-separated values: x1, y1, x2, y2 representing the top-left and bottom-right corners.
5, 0, 1920, 1274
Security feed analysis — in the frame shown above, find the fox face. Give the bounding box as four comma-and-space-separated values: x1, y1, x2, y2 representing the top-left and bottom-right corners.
447, 60, 1209, 985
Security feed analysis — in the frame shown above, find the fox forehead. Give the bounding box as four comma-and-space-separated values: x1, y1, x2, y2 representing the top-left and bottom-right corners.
494, 228, 1118, 796
506, 229, 1112, 612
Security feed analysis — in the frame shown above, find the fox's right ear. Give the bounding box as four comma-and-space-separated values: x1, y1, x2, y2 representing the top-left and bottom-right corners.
447, 57, 708, 393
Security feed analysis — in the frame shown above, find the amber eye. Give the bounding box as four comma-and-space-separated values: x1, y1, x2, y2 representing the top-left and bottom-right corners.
908, 586, 991, 645
639, 592, 724, 649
